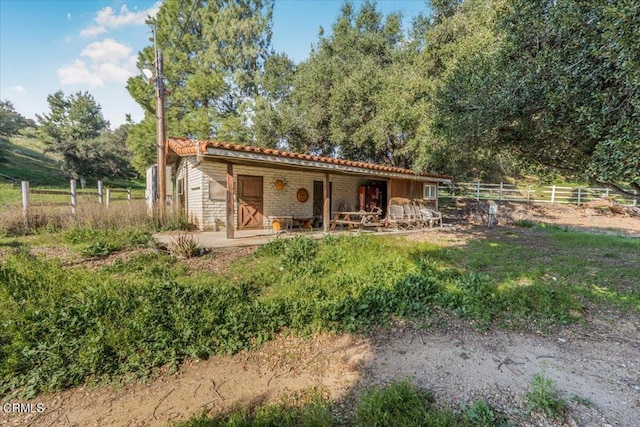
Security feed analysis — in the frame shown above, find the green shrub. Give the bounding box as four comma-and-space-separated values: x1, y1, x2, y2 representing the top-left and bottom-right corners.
255, 236, 290, 257
282, 236, 319, 266
462, 400, 500, 426
81, 240, 120, 257
513, 219, 536, 228
526, 373, 566, 419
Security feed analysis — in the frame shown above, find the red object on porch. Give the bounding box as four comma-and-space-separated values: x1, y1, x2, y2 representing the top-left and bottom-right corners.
358, 185, 382, 211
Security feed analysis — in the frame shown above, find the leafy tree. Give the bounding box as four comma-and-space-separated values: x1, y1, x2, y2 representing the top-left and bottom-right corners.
252, 53, 301, 148
436, 0, 639, 193
267, 1, 423, 167
408, 0, 519, 181
0, 100, 32, 137
84, 125, 136, 179
126, 0, 274, 157
36, 91, 133, 179
124, 112, 157, 176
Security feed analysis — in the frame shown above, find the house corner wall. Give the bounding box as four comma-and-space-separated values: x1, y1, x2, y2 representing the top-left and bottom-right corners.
176, 157, 206, 230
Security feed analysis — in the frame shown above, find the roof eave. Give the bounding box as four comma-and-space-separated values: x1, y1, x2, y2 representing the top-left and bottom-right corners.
203, 147, 451, 182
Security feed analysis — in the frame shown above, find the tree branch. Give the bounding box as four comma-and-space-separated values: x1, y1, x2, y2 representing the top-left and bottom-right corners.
595, 181, 639, 199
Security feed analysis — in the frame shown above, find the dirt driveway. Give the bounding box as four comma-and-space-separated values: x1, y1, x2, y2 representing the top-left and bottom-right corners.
2, 202, 639, 427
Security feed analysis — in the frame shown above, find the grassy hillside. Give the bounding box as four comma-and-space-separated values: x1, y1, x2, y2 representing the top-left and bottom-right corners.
0, 135, 145, 210
0, 135, 67, 185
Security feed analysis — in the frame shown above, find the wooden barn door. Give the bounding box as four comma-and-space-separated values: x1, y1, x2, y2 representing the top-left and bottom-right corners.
237, 175, 263, 229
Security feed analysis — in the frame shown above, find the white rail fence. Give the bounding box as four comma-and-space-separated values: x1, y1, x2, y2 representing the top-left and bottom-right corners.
20, 179, 141, 220
439, 182, 638, 207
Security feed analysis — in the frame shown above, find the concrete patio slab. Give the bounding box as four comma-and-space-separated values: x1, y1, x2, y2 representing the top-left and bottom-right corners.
153, 227, 438, 249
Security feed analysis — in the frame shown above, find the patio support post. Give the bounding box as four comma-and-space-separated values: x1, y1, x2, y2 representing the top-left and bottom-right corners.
226, 163, 235, 239
323, 172, 330, 233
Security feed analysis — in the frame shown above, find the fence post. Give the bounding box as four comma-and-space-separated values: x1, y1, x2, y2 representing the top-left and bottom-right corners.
605, 188, 610, 198
21, 181, 29, 224
98, 180, 103, 205
551, 185, 556, 203
577, 187, 582, 206
106, 189, 111, 208
476, 182, 480, 201
499, 182, 504, 201
70, 179, 77, 215
634, 190, 637, 207
526, 185, 531, 203
127, 189, 131, 203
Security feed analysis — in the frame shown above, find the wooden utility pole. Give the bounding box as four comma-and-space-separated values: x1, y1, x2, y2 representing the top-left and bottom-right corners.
155, 44, 167, 218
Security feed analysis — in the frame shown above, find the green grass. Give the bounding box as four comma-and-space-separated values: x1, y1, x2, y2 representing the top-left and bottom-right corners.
0, 136, 66, 186
1, 228, 638, 399
462, 227, 640, 314
182, 389, 334, 427
178, 380, 502, 427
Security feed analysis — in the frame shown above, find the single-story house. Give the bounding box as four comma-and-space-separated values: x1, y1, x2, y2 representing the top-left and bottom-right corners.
166, 137, 452, 238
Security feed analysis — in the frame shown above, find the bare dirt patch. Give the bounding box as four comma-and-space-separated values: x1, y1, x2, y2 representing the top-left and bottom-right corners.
181, 246, 258, 275
1, 202, 638, 426
446, 199, 640, 237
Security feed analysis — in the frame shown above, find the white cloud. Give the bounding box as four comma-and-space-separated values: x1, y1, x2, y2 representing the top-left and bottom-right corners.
58, 38, 137, 87
80, 25, 108, 38
98, 63, 133, 82
81, 38, 132, 63
11, 85, 26, 94
80, 2, 161, 38
57, 60, 104, 87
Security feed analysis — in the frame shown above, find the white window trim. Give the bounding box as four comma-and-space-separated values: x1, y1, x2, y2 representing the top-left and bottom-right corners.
423, 184, 437, 200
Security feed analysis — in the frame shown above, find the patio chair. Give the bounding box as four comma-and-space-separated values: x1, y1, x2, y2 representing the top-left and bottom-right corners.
427, 207, 443, 227
402, 204, 420, 229
414, 200, 442, 228
387, 204, 412, 229
411, 204, 430, 228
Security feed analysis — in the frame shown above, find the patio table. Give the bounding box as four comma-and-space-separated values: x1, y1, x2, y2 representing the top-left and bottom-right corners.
330, 211, 384, 231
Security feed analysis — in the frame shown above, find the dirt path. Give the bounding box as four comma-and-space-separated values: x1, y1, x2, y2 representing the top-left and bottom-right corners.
3, 327, 638, 426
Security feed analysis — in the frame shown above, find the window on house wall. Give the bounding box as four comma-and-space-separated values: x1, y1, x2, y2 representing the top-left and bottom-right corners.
423, 184, 437, 199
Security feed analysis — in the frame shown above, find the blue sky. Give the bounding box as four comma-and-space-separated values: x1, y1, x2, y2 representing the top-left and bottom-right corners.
0, 0, 429, 128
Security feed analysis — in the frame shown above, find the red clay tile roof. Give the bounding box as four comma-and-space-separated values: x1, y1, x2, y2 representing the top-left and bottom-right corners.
167, 137, 451, 180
